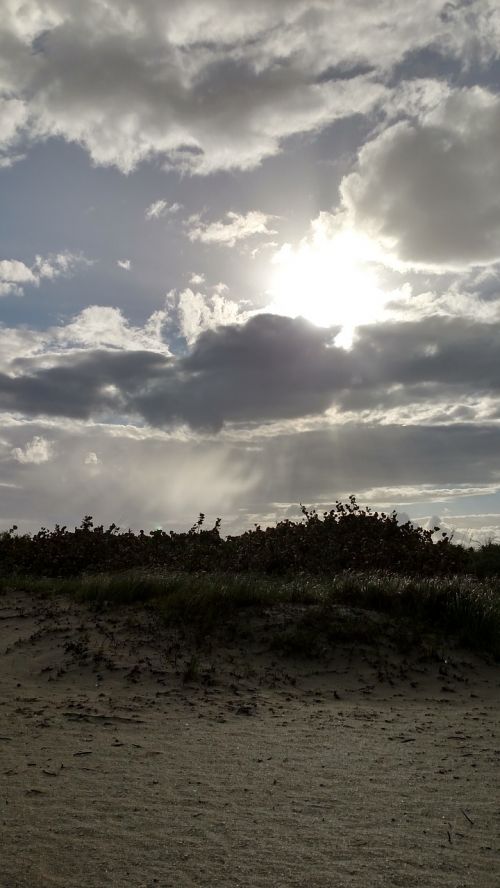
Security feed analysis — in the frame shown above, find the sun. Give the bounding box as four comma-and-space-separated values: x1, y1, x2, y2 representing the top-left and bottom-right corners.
266, 222, 389, 347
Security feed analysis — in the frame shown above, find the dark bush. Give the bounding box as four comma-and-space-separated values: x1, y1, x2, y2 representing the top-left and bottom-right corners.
468, 541, 500, 578
0, 497, 469, 578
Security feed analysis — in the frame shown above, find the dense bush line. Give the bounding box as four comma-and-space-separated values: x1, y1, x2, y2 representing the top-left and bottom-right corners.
0, 496, 477, 578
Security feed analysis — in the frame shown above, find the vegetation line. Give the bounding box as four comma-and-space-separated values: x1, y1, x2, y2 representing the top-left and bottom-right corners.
1, 498, 499, 658
1, 496, 491, 578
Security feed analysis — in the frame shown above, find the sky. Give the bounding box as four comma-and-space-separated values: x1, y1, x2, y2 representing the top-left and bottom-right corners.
2, 0, 500, 541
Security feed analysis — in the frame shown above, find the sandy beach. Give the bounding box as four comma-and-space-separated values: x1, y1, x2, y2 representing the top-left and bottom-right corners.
1, 587, 499, 888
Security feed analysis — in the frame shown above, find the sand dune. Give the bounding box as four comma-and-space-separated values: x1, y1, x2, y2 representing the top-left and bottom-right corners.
1, 587, 499, 888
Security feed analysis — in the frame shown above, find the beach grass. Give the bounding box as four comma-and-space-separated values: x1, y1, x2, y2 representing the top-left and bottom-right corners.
2, 569, 499, 658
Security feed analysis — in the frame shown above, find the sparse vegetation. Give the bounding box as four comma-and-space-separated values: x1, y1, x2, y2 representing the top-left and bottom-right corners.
1, 567, 499, 659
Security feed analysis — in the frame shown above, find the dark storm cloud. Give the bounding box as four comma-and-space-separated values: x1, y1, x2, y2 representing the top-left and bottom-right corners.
2, 312, 500, 429
0, 316, 347, 427
0, 350, 169, 419
144, 314, 349, 427
359, 315, 500, 386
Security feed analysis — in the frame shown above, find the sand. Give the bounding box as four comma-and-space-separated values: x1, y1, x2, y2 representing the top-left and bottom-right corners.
0, 587, 499, 888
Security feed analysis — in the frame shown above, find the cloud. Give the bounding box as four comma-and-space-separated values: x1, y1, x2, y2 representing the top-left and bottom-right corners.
351, 315, 500, 395
383, 266, 500, 332
0, 252, 88, 297
244, 423, 500, 512
6, 414, 500, 536
341, 87, 500, 270
117, 258, 131, 271
3, 307, 500, 433
0, 304, 171, 375
84, 451, 101, 465
0, 259, 36, 289
0, 315, 347, 427
0, 97, 27, 165
189, 273, 205, 286
166, 287, 249, 345
353, 483, 500, 507
187, 211, 278, 247
0, 152, 26, 168
0, 349, 169, 421
440, 0, 500, 64
52, 305, 171, 355
0, 1, 414, 173
12, 435, 53, 464
0, 420, 258, 533
3, 1, 500, 174
145, 200, 182, 220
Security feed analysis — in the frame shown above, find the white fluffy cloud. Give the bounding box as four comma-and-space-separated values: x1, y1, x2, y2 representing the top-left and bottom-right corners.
0, 260, 36, 295
166, 287, 248, 344
0, 252, 87, 297
187, 211, 278, 247
54, 305, 170, 354
341, 87, 500, 270
12, 435, 53, 464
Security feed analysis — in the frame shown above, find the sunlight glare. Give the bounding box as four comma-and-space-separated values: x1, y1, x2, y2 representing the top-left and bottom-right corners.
267, 223, 390, 347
